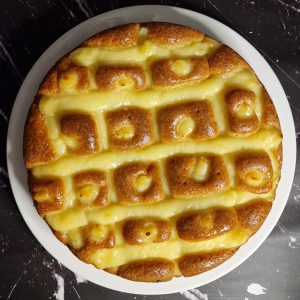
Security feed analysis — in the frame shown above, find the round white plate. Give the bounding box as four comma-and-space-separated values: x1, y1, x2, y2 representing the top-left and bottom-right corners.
7, 5, 296, 295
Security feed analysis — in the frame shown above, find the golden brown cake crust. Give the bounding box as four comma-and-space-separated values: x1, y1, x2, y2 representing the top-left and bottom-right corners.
208, 45, 249, 75
145, 22, 205, 46
73, 171, 108, 208
151, 57, 210, 87
157, 100, 219, 142
123, 219, 172, 245
178, 248, 237, 277
166, 155, 230, 198
225, 89, 259, 135
23, 22, 282, 283
106, 107, 154, 151
83, 23, 140, 49
236, 200, 272, 235
24, 99, 56, 168
28, 175, 64, 217
38, 69, 59, 96
117, 258, 175, 282
60, 113, 99, 155
235, 152, 273, 194
262, 87, 281, 129
177, 208, 237, 241
114, 162, 165, 204
38, 56, 83, 96
96, 66, 146, 90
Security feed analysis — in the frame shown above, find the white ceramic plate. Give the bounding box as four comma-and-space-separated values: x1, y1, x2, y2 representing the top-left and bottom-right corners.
7, 5, 296, 295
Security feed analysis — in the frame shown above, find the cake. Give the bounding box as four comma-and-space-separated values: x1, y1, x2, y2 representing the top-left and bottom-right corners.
23, 22, 282, 282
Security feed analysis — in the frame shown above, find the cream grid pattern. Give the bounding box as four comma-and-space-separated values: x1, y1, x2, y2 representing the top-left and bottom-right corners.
29, 31, 282, 270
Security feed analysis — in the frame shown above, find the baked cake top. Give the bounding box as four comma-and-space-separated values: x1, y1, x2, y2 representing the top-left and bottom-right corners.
24, 22, 282, 282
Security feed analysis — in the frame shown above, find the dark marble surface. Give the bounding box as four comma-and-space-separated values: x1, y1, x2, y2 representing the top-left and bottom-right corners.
0, 0, 299, 299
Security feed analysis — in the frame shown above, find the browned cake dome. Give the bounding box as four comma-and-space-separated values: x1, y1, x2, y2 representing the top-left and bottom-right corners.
24, 22, 282, 282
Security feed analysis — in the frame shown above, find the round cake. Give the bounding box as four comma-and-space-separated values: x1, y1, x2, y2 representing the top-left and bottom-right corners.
23, 22, 282, 282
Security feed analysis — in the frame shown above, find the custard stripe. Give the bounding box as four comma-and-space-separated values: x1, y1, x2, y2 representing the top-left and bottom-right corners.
95, 112, 108, 150
44, 190, 274, 231
31, 129, 281, 177
70, 40, 215, 66
85, 190, 272, 225
39, 70, 258, 116
88, 228, 248, 269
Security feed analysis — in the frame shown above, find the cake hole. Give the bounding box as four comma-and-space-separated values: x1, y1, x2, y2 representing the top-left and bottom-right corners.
236, 102, 253, 118
134, 175, 152, 193
77, 184, 99, 204
140, 223, 157, 243
198, 214, 214, 229
115, 77, 135, 89
245, 171, 264, 186
171, 59, 192, 76
177, 117, 195, 138
115, 124, 135, 140
192, 157, 210, 182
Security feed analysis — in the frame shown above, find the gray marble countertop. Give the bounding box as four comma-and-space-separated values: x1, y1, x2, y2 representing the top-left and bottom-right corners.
0, 0, 299, 299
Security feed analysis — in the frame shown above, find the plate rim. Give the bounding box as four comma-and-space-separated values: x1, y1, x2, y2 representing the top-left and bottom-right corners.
6, 5, 296, 295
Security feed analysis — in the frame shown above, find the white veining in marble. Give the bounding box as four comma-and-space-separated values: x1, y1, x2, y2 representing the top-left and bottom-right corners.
74, 0, 93, 18
276, 0, 300, 13
0, 39, 23, 82
0, 167, 8, 188
53, 272, 65, 300
57, 0, 76, 18
247, 283, 267, 295
71, 285, 81, 299
0, 167, 8, 178
288, 235, 299, 249
7, 277, 21, 300
279, 10, 287, 30
5, 249, 39, 299
181, 289, 208, 300
293, 183, 300, 204
74, 273, 87, 284
277, 222, 292, 234
217, 288, 225, 299
0, 108, 8, 122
